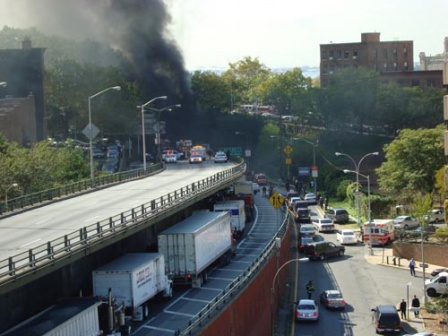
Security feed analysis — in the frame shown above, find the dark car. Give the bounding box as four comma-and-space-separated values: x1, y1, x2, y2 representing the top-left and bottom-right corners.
325, 208, 349, 224
253, 173, 268, 186
298, 236, 314, 253
303, 241, 345, 261
295, 208, 311, 223
371, 304, 402, 334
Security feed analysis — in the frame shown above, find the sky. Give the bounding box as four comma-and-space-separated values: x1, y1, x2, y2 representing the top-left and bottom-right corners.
0, 0, 446, 71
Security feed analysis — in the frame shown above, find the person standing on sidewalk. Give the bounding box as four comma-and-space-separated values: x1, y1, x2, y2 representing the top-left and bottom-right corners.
306, 280, 315, 300
409, 258, 416, 276
399, 299, 407, 319
412, 295, 420, 317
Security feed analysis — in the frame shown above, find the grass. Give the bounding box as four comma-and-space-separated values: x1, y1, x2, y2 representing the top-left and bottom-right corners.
327, 197, 365, 228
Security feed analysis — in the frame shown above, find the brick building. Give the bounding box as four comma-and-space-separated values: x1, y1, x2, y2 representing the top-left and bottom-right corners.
320, 32, 444, 89
0, 37, 46, 142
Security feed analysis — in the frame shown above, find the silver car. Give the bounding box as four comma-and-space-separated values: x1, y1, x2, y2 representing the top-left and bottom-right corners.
393, 216, 419, 230
296, 299, 319, 321
319, 289, 346, 310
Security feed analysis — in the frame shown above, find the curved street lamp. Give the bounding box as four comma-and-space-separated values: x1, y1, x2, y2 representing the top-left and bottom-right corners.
143, 104, 181, 164
0, 82, 7, 87
138, 96, 168, 171
335, 151, 378, 226
343, 169, 373, 255
88, 86, 121, 186
5, 183, 18, 211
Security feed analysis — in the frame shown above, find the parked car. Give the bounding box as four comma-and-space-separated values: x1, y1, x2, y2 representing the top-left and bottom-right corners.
371, 304, 402, 334
214, 151, 228, 163
295, 208, 311, 223
312, 218, 335, 233
295, 299, 319, 322
336, 229, 358, 245
303, 241, 345, 261
299, 224, 315, 238
325, 208, 349, 224
298, 236, 314, 253
424, 209, 444, 223
92, 147, 105, 159
292, 200, 309, 211
189, 154, 203, 164
393, 216, 419, 230
288, 197, 303, 210
304, 193, 317, 205
431, 268, 448, 277
253, 173, 268, 186
319, 289, 346, 310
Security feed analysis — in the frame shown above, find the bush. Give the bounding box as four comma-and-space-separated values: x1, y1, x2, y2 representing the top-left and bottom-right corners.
336, 179, 353, 201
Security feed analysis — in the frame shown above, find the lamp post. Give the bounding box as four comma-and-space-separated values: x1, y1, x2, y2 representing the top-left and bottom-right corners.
5, 183, 18, 211
0, 82, 7, 87
138, 96, 168, 171
335, 151, 378, 226
143, 104, 181, 164
88, 86, 121, 186
271, 257, 309, 335
293, 138, 318, 194
344, 169, 372, 255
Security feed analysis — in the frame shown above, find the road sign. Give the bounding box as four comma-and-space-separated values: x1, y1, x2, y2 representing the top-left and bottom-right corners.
283, 145, 293, 155
82, 122, 100, 140
285, 157, 292, 165
269, 192, 284, 209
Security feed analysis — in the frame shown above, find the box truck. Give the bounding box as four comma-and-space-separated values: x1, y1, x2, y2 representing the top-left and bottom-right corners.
158, 211, 234, 288
92, 253, 173, 321
214, 200, 246, 239
231, 180, 255, 221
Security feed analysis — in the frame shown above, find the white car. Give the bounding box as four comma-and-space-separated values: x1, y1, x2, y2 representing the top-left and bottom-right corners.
189, 154, 203, 164
304, 193, 317, 205
214, 151, 228, 163
336, 229, 357, 245
164, 154, 177, 163
424, 209, 444, 223
393, 216, 419, 230
312, 218, 334, 233
296, 299, 319, 321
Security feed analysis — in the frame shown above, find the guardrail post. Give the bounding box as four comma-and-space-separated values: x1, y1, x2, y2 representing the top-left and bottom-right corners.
121, 213, 124, 223
132, 208, 135, 219
47, 242, 53, 259
8, 257, 15, 275
109, 218, 114, 230
141, 204, 146, 215
64, 235, 70, 251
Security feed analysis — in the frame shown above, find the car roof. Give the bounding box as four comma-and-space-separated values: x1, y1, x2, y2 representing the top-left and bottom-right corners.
340, 229, 354, 233
324, 289, 341, 295
298, 299, 315, 305
376, 304, 398, 312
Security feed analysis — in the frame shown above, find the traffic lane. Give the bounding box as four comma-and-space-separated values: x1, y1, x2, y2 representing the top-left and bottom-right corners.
295, 257, 347, 336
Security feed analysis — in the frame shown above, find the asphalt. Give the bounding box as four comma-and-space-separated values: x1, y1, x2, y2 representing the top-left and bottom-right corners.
273, 240, 444, 335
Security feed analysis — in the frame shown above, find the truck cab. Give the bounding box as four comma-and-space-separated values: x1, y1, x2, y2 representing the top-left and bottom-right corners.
425, 271, 448, 297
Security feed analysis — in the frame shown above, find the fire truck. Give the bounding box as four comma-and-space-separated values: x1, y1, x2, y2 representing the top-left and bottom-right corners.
363, 219, 396, 246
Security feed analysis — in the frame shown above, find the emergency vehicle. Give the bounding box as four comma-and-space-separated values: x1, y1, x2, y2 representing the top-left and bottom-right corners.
363, 219, 396, 246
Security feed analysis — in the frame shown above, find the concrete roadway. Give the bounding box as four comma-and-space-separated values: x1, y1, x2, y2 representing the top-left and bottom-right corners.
290, 206, 428, 336
0, 161, 232, 262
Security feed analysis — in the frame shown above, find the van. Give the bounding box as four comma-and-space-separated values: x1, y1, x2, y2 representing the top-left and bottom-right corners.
325, 208, 349, 224
371, 304, 401, 334
336, 229, 357, 245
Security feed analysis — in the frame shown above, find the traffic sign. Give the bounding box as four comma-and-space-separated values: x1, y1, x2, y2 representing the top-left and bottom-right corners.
283, 145, 293, 155
82, 122, 100, 140
285, 157, 292, 165
269, 192, 284, 209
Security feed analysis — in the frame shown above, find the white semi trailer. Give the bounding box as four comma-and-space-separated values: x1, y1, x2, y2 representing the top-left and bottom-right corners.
158, 211, 234, 288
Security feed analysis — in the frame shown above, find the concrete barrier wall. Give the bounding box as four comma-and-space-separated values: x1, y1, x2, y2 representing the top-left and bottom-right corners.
393, 242, 448, 267
199, 223, 293, 336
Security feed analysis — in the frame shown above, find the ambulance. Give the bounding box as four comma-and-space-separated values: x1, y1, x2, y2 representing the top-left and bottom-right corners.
363, 219, 396, 246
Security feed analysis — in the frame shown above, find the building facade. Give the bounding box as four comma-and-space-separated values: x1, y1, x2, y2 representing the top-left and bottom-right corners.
419, 37, 448, 70
0, 37, 46, 142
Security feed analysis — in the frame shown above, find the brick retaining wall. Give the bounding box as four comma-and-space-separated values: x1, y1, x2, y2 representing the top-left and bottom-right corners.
392, 241, 448, 267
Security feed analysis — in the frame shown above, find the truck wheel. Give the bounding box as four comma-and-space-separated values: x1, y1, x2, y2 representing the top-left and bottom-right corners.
427, 288, 437, 297
319, 254, 326, 261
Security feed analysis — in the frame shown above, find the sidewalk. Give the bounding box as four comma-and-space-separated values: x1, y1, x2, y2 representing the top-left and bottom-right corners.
364, 247, 444, 334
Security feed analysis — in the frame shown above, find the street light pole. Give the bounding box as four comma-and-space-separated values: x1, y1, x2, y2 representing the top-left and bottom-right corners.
335, 151, 378, 226
293, 138, 318, 194
141, 104, 181, 164
138, 96, 168, 172
88, 86, 121, 186
344, 169, 373, 255
5, 183, 18, 211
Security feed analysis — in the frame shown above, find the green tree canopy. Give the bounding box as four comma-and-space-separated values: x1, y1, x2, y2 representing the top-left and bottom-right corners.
376, 125, 445, 193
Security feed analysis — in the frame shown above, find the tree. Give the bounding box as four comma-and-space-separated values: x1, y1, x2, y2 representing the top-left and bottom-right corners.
190, 71, 229, 112
376, 125, 445, 193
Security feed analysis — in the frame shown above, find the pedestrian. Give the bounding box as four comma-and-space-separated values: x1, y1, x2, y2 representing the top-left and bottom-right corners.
324, 196, 329, 210
399, 299, 407, 319
262, 186, 267, 197
409, 258, 416, 276
319, 197, 324, 208
306, 280, 315, 300
411, 295, 420, 317
285, 179, 290, 192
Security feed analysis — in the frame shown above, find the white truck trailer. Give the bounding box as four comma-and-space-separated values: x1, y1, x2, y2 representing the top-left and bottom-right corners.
92, 253, 173, 321
213, 199, 246, 239
158, 211, 233, 288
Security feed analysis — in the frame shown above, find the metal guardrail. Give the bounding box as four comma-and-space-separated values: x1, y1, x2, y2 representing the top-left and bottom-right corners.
179, 208, 290, 336
0, 163, 163, 215
0, 161, 246, 287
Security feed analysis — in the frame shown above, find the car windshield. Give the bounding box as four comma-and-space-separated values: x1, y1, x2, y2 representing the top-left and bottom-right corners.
298, 304, 315, 310
320, 219, 332, 224
301, 227, 314, 232
327, 293, 342, 299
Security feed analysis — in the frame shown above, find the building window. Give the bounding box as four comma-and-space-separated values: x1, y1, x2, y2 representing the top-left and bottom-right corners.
353, 63, 358, 68
322, 64, 327, 74
322, 79, 328, 87
329, 64, 335, 74
373, 49, 377, 59
383, 49, 388, 59
322, 50, 327, 59
329, 50, 334, 60
427, 79, 435, 87
344, 50, 349, 59
393, 62, 397, 71
353, 50, 358, 59
336, 50, 342, 59
383, 63, 388, 71
404, 48, 408, 58
404, 61, 408, 70
411, 79, 420, 87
